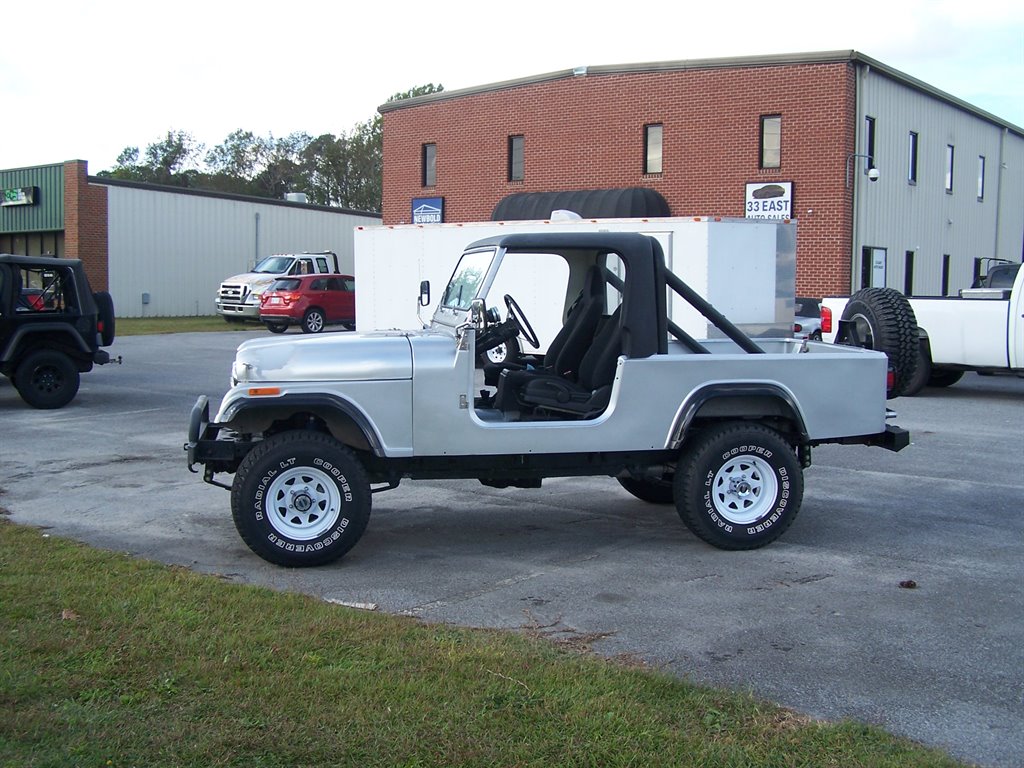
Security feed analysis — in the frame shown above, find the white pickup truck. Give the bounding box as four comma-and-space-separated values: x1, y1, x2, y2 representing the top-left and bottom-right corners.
821, 262, 1023, 394
216, 251, 340, 322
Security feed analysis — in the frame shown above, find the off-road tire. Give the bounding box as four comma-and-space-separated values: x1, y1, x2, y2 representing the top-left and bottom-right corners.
617, 475, 675, 504
302, 308, 326, 334
840, 288, 919, 398
675, 422, 803, 550
480, 336, 521, 366
902, 340, 931, 397
93, 291, 116, 346
231, 431, 371, 567
14, 349, 81, 409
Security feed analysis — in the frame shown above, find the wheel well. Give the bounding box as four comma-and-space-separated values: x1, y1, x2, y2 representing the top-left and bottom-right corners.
228, 403, 376, 453
673, 389, 808, 447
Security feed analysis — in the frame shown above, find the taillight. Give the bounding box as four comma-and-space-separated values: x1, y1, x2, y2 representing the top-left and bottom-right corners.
887, 369, 895, 390
821, 306, 832, 334
793, 322, 803, 333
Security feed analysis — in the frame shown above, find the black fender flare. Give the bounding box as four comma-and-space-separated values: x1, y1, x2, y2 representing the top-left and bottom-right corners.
0, 324, 94, 364
220, 393, 386, 456
667, 383, 810, 449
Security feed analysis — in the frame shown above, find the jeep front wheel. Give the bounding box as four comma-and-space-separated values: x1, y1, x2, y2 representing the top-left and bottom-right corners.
231, 431, 371, 567
14, 350, 81, 409
675, 423, 803, 550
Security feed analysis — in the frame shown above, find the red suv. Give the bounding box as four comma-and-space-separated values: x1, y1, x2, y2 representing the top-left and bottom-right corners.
259, 274, 355, 334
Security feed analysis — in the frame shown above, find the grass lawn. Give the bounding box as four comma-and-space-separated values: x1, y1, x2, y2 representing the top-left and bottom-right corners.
0, 519, 963, 767
115, 316, 259, 336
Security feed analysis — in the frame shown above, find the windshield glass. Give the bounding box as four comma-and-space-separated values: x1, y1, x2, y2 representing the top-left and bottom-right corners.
440, 249, 494, 310
253, 256, 295, 274
269, 278, 301, 291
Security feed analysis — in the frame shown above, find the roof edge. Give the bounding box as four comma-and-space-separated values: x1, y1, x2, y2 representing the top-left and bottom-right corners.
88, 176, 382, 219
377, 49, 1023, 136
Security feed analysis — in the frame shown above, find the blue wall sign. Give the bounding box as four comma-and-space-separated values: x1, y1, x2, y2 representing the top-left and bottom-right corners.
412, 197, 443, 224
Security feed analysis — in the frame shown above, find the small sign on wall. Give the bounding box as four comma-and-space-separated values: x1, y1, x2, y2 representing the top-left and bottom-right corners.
744, 182, 792, 220
412, 197, 443, 224
2, 186, 37, 207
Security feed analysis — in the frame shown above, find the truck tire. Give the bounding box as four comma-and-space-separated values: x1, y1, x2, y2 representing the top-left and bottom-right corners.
231, 431, 371, 567
93, 291, 116, 346
302, 308, 326, 334
840, 288, 919, 398
928, 369, 964, 388
902, 341, 931, 397
14, 350, 81, 409
617, 475, 675, 504
674, 422, 803, 550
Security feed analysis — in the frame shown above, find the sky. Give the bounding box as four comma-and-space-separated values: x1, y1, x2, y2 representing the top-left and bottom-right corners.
2, 0, 1021, 174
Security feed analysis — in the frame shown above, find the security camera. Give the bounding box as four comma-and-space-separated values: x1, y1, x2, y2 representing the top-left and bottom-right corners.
867, 167, 880, 182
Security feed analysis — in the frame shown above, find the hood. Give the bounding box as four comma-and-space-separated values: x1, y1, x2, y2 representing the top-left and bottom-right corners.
222, 273, 278, 292
231, 330, 422, 384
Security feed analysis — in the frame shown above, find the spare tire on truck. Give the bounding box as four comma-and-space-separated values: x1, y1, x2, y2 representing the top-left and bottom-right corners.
839, 288, 919, 398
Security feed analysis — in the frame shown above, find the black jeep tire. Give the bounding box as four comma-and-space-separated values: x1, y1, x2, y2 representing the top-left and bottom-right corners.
479, 336, 520, 367
93, 291, 116, 345
675, 422, 803, 550
231, 431, 371, 567
617, 475, 675, 504
840, 288, 919, 398
928, 368, 965, 388
265, 321, 289, 334
14, 350, 81, 409
302, 308, 326, 334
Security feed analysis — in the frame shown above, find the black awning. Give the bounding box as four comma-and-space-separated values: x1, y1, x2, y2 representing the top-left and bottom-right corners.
491, 187, 670, 221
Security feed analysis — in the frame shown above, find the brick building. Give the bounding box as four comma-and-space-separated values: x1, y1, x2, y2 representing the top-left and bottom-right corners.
380, 50, 1024, 298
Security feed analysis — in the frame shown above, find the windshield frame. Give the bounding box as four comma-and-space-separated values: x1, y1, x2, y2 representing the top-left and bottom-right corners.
431, 247, 499, 331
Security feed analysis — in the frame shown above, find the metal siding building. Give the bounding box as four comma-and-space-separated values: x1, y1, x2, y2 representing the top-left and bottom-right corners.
104, 183, 378, 317
0, 160, 381, 316
853, 64, 1024, 295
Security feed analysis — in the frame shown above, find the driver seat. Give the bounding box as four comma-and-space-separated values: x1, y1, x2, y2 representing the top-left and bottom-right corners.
483, 265, 606, 386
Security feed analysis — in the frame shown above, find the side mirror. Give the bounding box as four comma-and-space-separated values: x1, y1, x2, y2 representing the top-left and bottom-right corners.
419, 280, 430, 307
470, 298, 486, 327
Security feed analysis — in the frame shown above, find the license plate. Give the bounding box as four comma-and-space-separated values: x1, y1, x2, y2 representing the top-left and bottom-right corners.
268, 297, 282, 305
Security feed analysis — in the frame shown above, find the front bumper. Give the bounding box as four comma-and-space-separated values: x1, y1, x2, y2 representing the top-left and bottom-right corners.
185, 396, 255, 483
215, 302, 260, 319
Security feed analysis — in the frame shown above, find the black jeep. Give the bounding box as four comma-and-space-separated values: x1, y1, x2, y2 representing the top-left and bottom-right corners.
0, 254, 116, 408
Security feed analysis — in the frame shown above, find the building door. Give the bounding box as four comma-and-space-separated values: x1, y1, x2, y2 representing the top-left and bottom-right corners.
860, 246, 887, 289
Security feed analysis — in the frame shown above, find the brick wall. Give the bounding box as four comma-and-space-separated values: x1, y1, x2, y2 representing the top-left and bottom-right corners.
382, 61, 857, 297
63, 160, 109, 291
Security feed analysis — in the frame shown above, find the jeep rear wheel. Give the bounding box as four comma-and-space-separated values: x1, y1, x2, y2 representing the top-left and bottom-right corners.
14, 350, 80, 409
675, 423, 803, 550
617, 474, 675, 504
231, 431, 371, 567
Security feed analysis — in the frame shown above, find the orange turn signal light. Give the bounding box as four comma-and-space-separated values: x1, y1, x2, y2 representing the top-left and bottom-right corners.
248, 387, 281, 397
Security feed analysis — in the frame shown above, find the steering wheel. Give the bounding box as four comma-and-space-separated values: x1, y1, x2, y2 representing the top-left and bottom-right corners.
504, 294, 539, 349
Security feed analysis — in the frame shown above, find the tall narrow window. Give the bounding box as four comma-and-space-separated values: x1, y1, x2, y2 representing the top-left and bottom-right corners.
977, 155, 986, 200
864, 116, 876, 171
973, 258, 984, 287
904, 251, 915, 296
941, 254, 951, 295
644, 124, 663, 174
508, 135, 524, 181
422, 143, 436, 187
945, 145, 955, 193
760, 115, 781, 169
908, 132, 918, 184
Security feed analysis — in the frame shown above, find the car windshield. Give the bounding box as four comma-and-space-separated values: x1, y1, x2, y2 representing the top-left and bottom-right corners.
269, 278, 301, 291
253, 256, 295, 274
441, 249, 494, 310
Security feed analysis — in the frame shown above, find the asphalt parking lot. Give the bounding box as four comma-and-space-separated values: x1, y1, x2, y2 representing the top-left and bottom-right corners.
2, 330, 1022, 767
